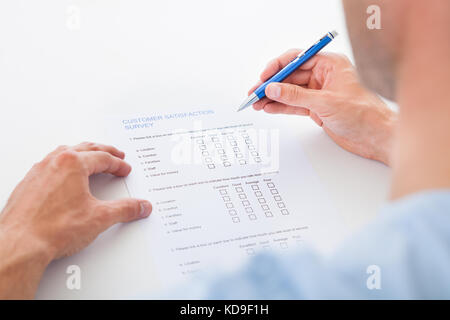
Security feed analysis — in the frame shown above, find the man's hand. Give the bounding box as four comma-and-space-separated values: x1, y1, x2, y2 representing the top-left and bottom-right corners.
0, 142, 152, 299
250, 50, 396, 165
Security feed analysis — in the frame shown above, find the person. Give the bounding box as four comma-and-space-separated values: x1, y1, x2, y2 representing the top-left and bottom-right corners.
1, 0, 449, 299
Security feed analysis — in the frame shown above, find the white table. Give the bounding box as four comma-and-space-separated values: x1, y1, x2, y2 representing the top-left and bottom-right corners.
0, 0, 391, 299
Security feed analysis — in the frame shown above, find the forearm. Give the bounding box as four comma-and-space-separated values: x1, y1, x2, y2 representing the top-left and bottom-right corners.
0, 224, 52, 299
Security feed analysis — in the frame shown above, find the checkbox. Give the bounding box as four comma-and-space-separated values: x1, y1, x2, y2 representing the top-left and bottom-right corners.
222, 196, 231, 202
258, 198, 266, 204
238, 193, 247, 199
245, 207, 253, 213
254, 191, 263, 197
273, 195, 282, 201
242, 200, 250, 206
235, 187, 244, 193
199, 145, 206, 150
233, 146, 240, 152
239, 159, 247, 165
235, 153, 243, 158
223, 161, 231, 167
205, 157, 213, 163
277, 202, 286, 208
254, 157, 261, 163
232, 217, 240, 223
280, 242, 288, 249
228, 209, 237, 216
230, 141, 237, 146
202, 151, 209, 156
215, 143, 222, 148
248, 145, 255, 150
207, 164, 215, 169
265, 211, 273, 217
281, 209, 289, 215
219, 189, 227, 195
261, 204, 269, 211
251, 151, 258, 156
251, 185, 259, 191
270, 188, 279, 195
267, 182, 275, 188
248, 214, 257, 220
225, 202, 234, 209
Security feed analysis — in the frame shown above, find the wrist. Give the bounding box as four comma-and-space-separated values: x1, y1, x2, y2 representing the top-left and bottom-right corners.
371, 107, 397, 166
0, 221, 54, 299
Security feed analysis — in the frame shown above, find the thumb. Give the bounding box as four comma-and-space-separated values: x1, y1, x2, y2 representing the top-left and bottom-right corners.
99, 198, 152, 226
265, 82, 330, 110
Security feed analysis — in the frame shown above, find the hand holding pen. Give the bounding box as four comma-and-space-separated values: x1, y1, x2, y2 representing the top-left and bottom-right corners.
241, 34, 396, 166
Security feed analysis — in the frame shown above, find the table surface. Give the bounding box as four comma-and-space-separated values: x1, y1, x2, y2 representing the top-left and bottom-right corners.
0, 0, 391, 299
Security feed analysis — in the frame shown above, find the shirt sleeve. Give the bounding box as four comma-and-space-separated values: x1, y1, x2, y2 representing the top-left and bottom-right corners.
167, 191, 450, 299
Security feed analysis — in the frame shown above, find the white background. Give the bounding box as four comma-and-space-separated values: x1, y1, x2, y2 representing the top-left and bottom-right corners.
0, 0, 391, 299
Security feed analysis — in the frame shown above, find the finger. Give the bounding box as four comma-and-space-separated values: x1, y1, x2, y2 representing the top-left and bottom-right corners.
265, 82, 330, 110
253, 71, 312, 111
283, 70, 312, 86
73, 142, 125, 159
98, 199, 152, 228
263, 102, 310, 116
260, 52, 322, 82
253, 97, 271, 111
79, 151, 132, 176
260, 49, 302, 81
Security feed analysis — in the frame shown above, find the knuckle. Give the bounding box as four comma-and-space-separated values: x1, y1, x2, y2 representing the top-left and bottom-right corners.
56, 145, 69, 152
54, 150, 82, 168
95, 205, 114, 224
286, 48, 300, 55
81, 141, 98, 149
286, 86, 301, 102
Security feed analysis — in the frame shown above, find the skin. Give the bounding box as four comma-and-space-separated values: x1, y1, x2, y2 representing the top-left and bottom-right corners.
1, 0, 450, 299
342, 0, 450, 198
0, 143, 152, 299
250, 51, 396, 165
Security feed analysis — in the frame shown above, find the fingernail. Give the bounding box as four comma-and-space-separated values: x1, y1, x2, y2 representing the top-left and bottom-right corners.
140, 201, 152, 218
266, 83, 281, 99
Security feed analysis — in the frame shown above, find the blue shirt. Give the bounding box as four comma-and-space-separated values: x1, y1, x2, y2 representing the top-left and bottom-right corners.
170, 191, 450, 299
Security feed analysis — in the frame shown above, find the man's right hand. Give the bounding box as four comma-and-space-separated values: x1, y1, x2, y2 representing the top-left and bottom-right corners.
250, 50, 396, 165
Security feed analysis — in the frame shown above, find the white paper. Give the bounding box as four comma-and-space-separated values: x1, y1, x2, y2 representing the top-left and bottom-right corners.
107, 108, 346, 289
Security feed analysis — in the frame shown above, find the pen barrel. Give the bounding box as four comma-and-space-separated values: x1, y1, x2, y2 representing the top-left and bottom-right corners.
254, 34, 333, 99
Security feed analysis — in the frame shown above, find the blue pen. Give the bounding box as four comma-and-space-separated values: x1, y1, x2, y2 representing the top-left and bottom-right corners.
237, 30, 338, 112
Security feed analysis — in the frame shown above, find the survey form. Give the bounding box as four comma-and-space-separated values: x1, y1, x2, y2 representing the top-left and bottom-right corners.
106, 108, 346, 289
